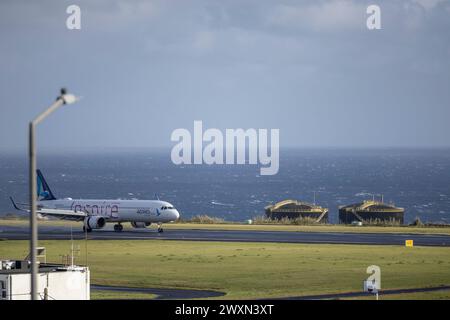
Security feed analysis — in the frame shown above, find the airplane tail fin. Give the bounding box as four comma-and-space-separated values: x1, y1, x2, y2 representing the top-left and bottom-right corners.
37, 169, 56, 200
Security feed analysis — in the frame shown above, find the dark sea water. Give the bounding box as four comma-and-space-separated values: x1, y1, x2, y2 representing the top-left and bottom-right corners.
1, 148, 449, 224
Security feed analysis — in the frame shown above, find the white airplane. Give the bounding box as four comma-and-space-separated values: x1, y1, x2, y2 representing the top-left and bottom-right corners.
10, 169, 180, 233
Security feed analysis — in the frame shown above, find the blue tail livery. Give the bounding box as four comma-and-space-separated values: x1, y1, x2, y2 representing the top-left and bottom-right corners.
37, 169, 56, 200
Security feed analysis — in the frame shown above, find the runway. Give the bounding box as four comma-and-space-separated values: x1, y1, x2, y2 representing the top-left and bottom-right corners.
90, 284, 450, 300
1, 224, 450, 246
276, 285, 450, 300
91, 284, 225, 299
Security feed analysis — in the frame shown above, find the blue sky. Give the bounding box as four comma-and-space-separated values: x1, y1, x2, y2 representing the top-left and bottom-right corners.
1, 0, 449, 151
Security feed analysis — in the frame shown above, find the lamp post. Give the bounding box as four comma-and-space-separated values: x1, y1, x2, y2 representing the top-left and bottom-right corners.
29, 88, 79, 300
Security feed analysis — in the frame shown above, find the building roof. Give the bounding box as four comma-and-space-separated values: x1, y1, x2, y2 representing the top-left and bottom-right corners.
265, 199, 328, 213
339, 200, 404, 212
0, 260, 86, 275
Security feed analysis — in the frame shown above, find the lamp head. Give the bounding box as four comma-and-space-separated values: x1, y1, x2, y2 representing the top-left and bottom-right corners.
62, 94, 78, 104
59, 88, 80, 105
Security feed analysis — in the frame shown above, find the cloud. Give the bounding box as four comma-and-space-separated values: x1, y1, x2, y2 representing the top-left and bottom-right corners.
1, 0, 450, 149
412, 0, 447, 10
268, 0, 366, 32
192, 30, 216, 53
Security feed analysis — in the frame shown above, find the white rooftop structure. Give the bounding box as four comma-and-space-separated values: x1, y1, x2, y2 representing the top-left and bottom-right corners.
0, 259, 90, 300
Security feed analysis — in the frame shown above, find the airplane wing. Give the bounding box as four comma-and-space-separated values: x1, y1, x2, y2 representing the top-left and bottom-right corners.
10, 197, 87, 221
37, 208, 87, 220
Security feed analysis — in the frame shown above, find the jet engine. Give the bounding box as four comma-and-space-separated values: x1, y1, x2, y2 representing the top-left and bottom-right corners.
131, 222, 151, 228
84, 216, 106, 230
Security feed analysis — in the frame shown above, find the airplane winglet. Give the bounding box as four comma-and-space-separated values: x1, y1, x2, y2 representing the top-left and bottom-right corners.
10, 196, 27, 212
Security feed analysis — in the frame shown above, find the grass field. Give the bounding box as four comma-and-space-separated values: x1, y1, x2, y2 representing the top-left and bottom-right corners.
2, 218, 450, 235
1, 239, 449, 299
91, 290, 157, 300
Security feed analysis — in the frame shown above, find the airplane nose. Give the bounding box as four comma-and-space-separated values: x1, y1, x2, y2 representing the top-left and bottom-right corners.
173, 210, 180, 220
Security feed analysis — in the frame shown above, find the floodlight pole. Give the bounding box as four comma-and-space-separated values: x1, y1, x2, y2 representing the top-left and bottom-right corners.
29, 88, 78, 300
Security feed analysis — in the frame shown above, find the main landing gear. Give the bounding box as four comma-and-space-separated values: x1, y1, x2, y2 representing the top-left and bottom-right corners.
114, 223, 123, 232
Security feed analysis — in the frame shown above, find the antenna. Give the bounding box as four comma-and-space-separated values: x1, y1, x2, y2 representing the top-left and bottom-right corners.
71, 225, 74, 267
84, 221, 89, 299
85, 219, 88, 266
69, 225, 80, 267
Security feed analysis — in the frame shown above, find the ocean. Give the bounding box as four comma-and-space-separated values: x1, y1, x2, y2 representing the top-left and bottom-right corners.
1, 148, 449, 224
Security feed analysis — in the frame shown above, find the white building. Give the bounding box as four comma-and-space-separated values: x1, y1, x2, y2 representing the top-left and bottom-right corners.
0, 260, 90, 300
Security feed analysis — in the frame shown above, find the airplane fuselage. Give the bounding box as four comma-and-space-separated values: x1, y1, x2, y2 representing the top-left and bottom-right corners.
38, 199, 180, 224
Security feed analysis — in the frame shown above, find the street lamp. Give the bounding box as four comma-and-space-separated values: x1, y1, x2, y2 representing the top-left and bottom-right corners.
29, 88, 79, 300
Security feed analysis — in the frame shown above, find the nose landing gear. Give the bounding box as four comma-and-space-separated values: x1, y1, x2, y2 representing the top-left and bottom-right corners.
114, 223, 123, 232
157, 223, 164, 233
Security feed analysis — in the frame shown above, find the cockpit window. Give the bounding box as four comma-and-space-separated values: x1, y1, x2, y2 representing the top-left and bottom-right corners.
160, 206, 174, 210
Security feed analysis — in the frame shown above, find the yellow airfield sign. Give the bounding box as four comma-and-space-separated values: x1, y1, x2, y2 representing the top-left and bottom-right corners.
405, 240, 414, 247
